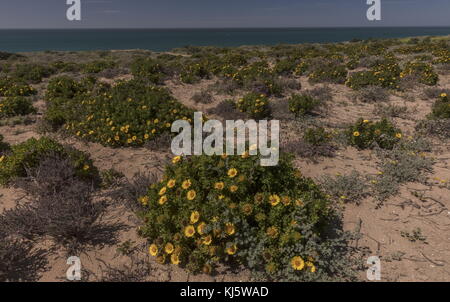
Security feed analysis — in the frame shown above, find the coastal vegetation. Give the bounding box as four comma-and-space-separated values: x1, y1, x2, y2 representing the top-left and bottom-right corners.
0, 35, 449, 281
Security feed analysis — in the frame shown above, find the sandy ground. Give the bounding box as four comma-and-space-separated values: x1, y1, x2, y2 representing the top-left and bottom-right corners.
1, 70, 449, 282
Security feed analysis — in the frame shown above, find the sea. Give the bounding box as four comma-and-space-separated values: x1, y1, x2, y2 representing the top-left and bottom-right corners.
1, 27, 450, 53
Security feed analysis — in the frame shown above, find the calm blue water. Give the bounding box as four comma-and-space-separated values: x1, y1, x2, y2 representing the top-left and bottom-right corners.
1, 27, 450, 53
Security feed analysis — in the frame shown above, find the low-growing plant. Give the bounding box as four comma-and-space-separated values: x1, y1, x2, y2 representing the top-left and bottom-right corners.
346, 60, 401, 90
12, 64, 55, 84
45, 78, 196, 147
137, 153, 342, 280
355, 86, 389, 103
416, 118, 450, 139
430, 93, 450, 119
0, 134, 10, 155
372, 145, 434, 201
373, 104, 408, 118
1, 155, 122, 253
82, 60, 116, 74
308, 61, 347, 84
347, 118, 402, 150
305, 86, 333, 103
236, 92, 271, 119
0, 232, 48, 282
400, 62, 438, 86
320, 171, 369, 205
0, 96, 36, 118
288, 94, 321, 117
192, 90, 214, 104
131, 57, 166, 84
0, 137, 98, 186
0, 76, 37, 97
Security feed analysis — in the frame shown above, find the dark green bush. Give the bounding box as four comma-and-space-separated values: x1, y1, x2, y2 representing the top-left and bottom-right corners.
236, 93, 271, 119
131, 57, 166, 84
0, 137, 98, 185
0, 96, 36, 118
430, 93, 450, 119
288, 94, 321, 117
12, 64, 55, 84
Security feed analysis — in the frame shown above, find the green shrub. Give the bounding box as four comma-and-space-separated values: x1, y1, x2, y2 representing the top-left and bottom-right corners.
131, 57, 166, 84
52, 61, 81, 73
400, 62, 438, 86
44, 76, 101, 129
12, 64, 55, 84
0, 77, 36, 97
0, 137, 98, 186
293, 61, 309, 76
347, 118, 402, 150
0, 96, 36, 118
303, 127, 331, 146
288, 94, 321, 117
236, 93, 271, 119
82, 60, 116, 74
308, 61, 347, 84
180, 62, 210, 84
273, 58, 298, 75
430, 93, 450, 119
0, 134, 10, 155
346, 60, 401, 90
46, 78, 195, 147
138, 153, 333, 279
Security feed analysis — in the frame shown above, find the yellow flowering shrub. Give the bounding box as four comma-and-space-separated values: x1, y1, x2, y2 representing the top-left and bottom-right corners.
236, 93, 271, 119
137, 153, 336, 280
44, 77, 195, 147
401, 61, 438, 86
0, 96, 36, 118
346, 59, 401, 90
347, 118, 402, 150
0, 77, 36, 97
430, 93, 450, 119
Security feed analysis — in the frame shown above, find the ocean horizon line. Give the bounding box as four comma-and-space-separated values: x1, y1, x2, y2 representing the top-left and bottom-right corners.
1, 25, 450, 31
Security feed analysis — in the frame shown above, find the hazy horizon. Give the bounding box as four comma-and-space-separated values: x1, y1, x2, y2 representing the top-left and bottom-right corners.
1, 0, 450, 29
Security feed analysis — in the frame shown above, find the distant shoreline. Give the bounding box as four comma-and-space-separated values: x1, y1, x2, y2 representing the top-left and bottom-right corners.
1, 27, 450, 53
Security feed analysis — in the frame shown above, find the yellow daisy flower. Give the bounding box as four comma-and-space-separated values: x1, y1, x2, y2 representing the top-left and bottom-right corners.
197, 222, 207, 235
187, 190, 197, 201
202, 235, 212, 246
184, 225, 196, 238
269, 194, 281, 206
214, 182, 225, 190
158, 195, 168, 205
226, 244, 238, 255
164, 243, 174, 255
182, 179, 192, 190
190, 211, 200, 224
229, 185, 238, 193
227, 168, 238, 178
167, 179, 176, 188
149, 244, 158, 257
170, 253, 180, 265
225, 223, 236, 235
159, 186, 167, 196
291, 256, 305, 271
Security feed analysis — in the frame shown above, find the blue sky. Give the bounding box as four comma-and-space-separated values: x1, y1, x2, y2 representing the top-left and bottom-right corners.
0, 0, 449, 29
